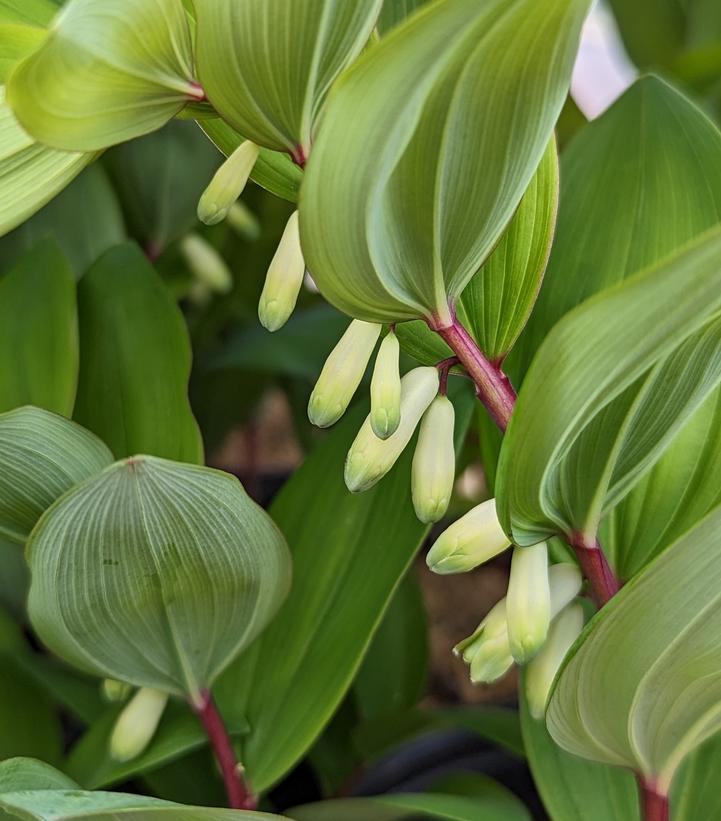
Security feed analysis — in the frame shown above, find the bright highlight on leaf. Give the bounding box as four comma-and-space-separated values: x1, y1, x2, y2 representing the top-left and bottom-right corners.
258, 210, 306, 332
7, 0, 202, 151
411, 395, 456, 523
27, 455, 292, 704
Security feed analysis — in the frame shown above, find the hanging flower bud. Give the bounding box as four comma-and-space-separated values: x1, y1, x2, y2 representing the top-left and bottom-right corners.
548, 563, 583, 616
308, 320, 382, 428
345, 366, 439, 493
197, 140, 260, 226
258, 210, 306, 332
426, 498, 510, 575
227, 201, 261, 241
180, 234, 233, 295
102, 678, 132, 703
109, 687, 168, 762
525, 602, 584, 719
412, 395, 455, 524
370, 331, 402, 439
506, 542, 551, 665
454, 598, 513, 684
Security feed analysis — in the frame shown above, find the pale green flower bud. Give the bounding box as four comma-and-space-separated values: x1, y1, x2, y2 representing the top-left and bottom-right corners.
454, 599, 513, 684
102, 678, 132, 703
180, 233, 233, 294
345, 366, 439, 493
426, 498, 510, 575
548, 562, 583, 618
412, 395, 455, 524
226, 201, 261, 241
197, 140, 260, 226
109, 688, 168, 763
370, 331, 401, 439
507, 542, 551, 665
258, 210, 307, 332
308, 320, 382, 428
525, 602, 584, 719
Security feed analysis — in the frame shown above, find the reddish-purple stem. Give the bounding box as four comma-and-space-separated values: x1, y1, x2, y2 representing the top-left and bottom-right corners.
436, 357, 459, 396
637, 777, 669, 821
569, 533, 621, 607
191, 691, 255, 810
434, 317, 516, 430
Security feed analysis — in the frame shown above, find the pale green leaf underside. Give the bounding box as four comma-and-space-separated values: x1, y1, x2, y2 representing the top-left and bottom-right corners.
7, 0, 199, 151
301, 0, 589, 325
497, 224, 721, 546
194, 0, 382, 154
548, 506, 721, 790
0, 240, 78, 417
0, 23, 46, 83
398, 137, 559, 363
0, 406, 112, 544
0, 87, 93, 237
27, 456, 292, 702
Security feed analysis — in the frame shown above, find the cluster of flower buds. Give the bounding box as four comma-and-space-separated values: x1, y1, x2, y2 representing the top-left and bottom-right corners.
107, 686, 168, 763
308, 319, 457, 524
197, 140, 307, 331
426, 498, 585, 716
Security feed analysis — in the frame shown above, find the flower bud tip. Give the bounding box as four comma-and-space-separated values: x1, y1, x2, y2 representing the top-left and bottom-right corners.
258, 210, 305, 332
109, 688, 168, 763
197, 140, 260, 226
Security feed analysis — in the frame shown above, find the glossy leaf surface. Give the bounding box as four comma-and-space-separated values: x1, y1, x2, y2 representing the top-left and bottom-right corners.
301, 0, 589, 325
194, 0, 383, 155
7, 0, 200, 151
27, 456, 292, 703
0, 240, 77, 415
0, 406, 112, 544
548, 506, 721, 790
73, 243, 203, 464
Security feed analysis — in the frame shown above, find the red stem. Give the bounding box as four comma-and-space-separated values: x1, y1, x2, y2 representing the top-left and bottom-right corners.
569, 533, 621, 607
435, 318, 516, 430
191, 691, 255, 810
436, 356, 459, 396
637, 777, 669, 821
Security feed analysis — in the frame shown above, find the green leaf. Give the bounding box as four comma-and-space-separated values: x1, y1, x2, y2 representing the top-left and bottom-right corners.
0, 0, 56, 25
398, 138, 559, 364
0, 538, 28, 617
607, 0, 685, 69
73, 243, 204, 464
199, 119, 302, 204
0, 790, 286, 820
353, 571, 428, 720
0, 406, 112, 544
672, 732, 721, 820
67, 700, 248, 790
0, 87, 93, 238
377, 0, 429, 34
300, 0, 589, 326
497, 224, 721, 547
7, 0, 201, 151
104, 122, 221, 254
194, 0, 383, 156
0, 759, 78, 793
0, 24, 46, 83
520, 688, 638, 821
215, 385, 474, 792
27, 455, 292, 703
0, 165, 126, 278
0, 240, 77, 415
548, 505, 721, 791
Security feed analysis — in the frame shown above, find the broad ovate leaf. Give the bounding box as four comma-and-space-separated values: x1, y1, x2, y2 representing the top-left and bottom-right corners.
7, 0, 202, 151
0, 406, 112, 544
398, 138, 559, 364
496, 224, 721, 547
0, 86, 93, 237
0, 0, 56, 26
27, 456, 292, 704
548, 505, 721, 793
194, 0, 383, 158
301, 0, 589, 326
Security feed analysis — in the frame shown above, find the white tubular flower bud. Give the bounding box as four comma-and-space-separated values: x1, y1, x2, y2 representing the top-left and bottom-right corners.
226, 201, 261, 241
102, 678, 132, 703
411, 395, 455, 524
345, 366, 439, 493
370, 330, 402, 439
454, 599, 513, 684
426, 498, 510, 575
308, 320, 382, 428
525, 602, 584, 719
109, 688, 168, 763
197, 140, 260, 226
549, 562, 583, 618
507, 542, 551, 665
258, 210, 306, 332
180, 233, 233, 294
